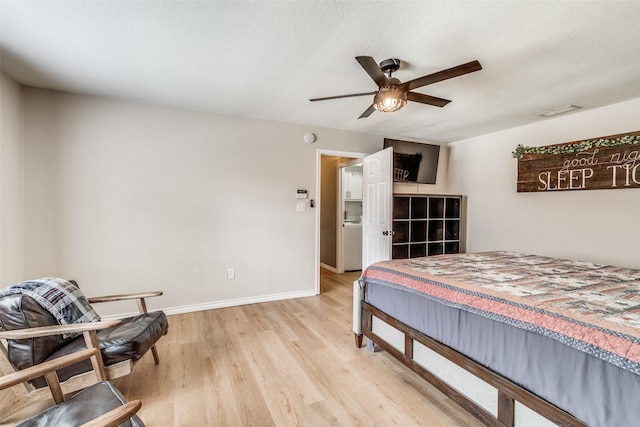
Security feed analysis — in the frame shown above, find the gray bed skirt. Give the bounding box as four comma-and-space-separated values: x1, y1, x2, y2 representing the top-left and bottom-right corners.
364, 281, 640, 427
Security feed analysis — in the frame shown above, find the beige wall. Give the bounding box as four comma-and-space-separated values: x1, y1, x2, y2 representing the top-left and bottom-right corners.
22, 88, 383, 315
0, 72, 25, 285
12, 82, 639, 317
448, 97, 640, 268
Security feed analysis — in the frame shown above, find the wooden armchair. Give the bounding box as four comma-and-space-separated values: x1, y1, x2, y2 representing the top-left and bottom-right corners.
0, 322, 144, 426
0, 288, 168, 421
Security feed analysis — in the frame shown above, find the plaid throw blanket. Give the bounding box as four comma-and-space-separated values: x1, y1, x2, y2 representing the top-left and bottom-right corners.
0, 278, 100, 334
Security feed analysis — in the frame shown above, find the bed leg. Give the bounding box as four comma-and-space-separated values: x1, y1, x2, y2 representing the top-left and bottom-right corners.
498, 391, 515, 427
355, 334, 363, 348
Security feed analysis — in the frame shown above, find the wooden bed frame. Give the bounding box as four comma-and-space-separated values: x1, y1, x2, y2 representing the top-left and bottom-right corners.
355, 300, 588, 427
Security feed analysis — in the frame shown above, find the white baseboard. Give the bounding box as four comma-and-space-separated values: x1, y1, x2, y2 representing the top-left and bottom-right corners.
100, 289, 317, 320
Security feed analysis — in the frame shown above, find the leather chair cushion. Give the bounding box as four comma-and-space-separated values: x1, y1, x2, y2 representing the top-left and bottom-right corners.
0, 294, 74, 369
32, 311, 169, 387
17, 381, 144, 427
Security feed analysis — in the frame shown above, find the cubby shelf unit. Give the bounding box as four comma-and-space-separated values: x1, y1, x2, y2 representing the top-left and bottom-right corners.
392, 194, 464, 259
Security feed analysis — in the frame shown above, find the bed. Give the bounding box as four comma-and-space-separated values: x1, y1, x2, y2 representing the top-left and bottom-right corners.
353, 251, 640, 427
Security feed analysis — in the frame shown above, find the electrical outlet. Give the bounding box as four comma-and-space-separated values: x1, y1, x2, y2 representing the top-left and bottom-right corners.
227, 268, 235, 279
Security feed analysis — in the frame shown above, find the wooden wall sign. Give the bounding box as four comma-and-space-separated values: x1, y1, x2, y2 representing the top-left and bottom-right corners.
515, 131, 640, 193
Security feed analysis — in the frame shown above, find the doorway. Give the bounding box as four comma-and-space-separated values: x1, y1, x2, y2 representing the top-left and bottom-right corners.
316, 149, 367, 294
338, 162, 363, 273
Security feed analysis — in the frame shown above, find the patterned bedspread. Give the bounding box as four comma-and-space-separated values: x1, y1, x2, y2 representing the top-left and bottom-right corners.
361, 251, 640, 374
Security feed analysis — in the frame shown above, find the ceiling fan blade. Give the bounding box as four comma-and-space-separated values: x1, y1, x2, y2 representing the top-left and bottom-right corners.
401, 60, 482, 91
309, 91, 377, 102
356, 56, 390, 88
407, 92, 451, 108
358, 105, 376, 119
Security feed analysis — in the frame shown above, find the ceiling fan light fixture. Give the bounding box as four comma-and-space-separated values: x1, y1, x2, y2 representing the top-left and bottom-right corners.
310, 56, 481, 118
374, 87, 407, 113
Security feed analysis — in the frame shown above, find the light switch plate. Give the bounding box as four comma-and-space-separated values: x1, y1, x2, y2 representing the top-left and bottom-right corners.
297, 202, 306, 212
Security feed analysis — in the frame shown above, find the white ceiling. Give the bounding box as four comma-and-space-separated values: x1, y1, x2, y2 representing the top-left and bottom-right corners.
2, 1, 640, 143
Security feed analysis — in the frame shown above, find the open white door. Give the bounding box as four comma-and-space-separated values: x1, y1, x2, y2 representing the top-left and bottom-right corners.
362, 147, 393, 270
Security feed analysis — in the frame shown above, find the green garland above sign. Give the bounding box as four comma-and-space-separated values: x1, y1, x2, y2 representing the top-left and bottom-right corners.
515, 130, 640, 192
513, 133, 640, 159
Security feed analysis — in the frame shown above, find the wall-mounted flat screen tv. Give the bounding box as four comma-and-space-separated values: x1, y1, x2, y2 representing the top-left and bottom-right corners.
383, 138, 440, 184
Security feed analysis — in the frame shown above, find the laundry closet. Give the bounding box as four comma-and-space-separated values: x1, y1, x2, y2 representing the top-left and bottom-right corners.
341, 164, 363, 271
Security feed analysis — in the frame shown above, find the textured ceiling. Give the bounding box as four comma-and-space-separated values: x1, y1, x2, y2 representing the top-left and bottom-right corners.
2, 1, 640, 143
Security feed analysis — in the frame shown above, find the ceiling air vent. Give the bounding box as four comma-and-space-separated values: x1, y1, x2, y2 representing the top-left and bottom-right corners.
536, 105, 582, 117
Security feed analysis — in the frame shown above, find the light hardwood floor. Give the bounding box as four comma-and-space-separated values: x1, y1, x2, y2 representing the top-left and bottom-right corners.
2, 270, 482, 426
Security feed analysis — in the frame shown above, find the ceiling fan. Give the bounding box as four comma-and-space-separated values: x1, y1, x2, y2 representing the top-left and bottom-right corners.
309, 56, 482, 119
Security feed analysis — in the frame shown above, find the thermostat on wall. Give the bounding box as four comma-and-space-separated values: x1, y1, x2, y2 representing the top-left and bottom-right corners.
296, 189, 308, 199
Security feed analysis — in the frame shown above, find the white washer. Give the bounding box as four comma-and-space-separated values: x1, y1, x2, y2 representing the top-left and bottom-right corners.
343, 222, 362, 271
